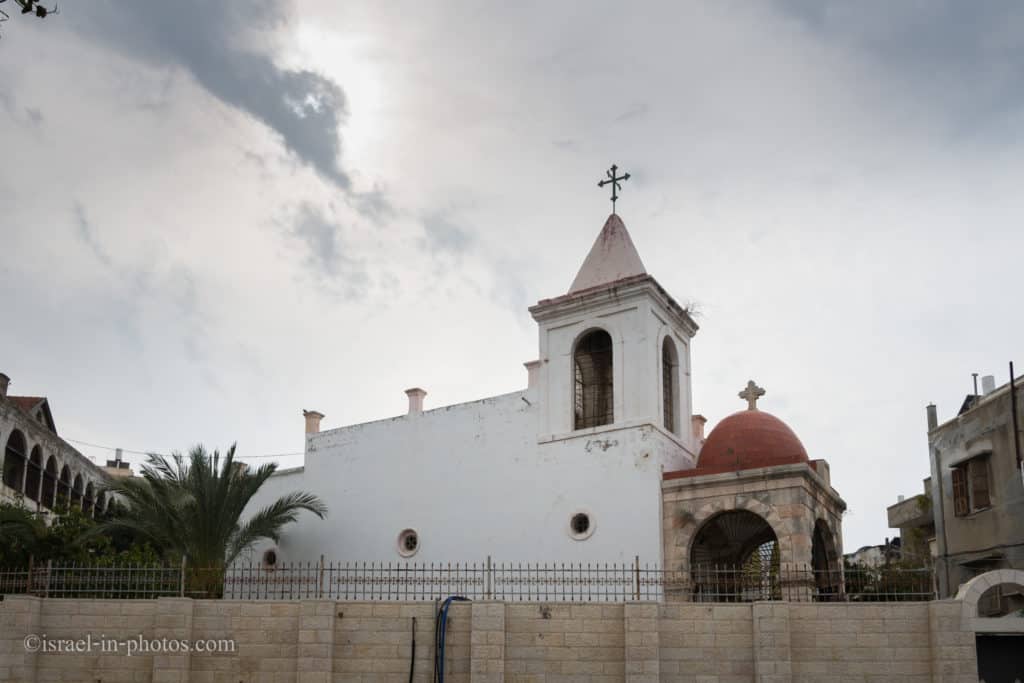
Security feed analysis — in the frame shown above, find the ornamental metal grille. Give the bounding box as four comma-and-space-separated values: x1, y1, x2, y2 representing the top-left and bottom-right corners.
0, 559, 936, 603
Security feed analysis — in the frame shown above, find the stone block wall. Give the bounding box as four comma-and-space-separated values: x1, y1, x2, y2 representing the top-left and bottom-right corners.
0, 596, 982, 682
504, 603, 624, 681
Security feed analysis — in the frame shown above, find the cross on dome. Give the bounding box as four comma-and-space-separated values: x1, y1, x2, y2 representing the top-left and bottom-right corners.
738, 380, 765, 411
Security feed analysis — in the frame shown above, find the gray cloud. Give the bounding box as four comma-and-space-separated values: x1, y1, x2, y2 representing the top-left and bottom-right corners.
75, 1, 351, 188
777, 1, 1024, 131
74, 203, 113, 268
421, 212, 475, 256
289, 203, 369, 298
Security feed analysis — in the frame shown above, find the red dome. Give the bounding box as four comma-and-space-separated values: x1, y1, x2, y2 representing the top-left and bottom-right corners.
695, 410, 808, 473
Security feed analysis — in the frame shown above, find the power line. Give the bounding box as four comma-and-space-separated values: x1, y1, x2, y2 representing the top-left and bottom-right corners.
64, 438, 302, 460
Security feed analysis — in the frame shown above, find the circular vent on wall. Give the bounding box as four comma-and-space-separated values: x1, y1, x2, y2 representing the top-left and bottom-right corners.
397, 528, 419, 557
568, 510, 595, 541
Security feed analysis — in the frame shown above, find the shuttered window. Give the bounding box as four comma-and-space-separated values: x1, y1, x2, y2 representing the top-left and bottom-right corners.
969, 458, 991, 509
952, 466, 969, 517
952, 455, 991, 516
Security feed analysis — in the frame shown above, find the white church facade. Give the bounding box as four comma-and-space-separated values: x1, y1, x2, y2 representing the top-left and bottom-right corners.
247, 213, 845, 580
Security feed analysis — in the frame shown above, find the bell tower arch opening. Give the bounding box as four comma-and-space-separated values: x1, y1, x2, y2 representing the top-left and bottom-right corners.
662, 337, 679, 434
573, 328, 614, 430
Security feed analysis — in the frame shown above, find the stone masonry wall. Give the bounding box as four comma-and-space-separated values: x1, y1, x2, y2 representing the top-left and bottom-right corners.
0, 596, 980, 682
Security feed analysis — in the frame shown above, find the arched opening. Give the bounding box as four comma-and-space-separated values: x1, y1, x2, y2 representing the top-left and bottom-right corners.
83, 482, 95, 516
57, 465, 71, 509
94, 492, 106, 518
690, 510, 780, 601
977, 581, 1024, 618
661, 337, 679, 434
2, 430, 27, 493
41, 456, 57, 509
71, 474, 84, 509
25, 446, 42, 503
811, 519, 842, 600
573, 329, 614, 429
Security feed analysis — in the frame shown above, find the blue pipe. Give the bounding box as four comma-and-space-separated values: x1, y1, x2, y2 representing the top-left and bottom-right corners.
436, 596, 469, 682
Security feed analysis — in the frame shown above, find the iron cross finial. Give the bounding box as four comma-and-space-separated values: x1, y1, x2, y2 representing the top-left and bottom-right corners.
597, 164, 630, 214
738, 380, 765, 411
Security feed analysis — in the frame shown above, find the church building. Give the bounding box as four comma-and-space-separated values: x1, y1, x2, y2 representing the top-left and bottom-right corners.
248, 212, 845, 583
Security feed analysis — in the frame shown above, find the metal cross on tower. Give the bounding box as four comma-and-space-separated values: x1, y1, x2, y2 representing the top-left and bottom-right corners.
739, 380, 765, 411
597, 164, 630, 213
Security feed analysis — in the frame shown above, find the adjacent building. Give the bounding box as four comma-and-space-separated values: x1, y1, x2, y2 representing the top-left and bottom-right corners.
0, 373, 112, 518
890, 371, 1024, 598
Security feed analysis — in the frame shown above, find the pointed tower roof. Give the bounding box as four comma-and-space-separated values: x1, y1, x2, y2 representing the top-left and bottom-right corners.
568, 214, 647, 294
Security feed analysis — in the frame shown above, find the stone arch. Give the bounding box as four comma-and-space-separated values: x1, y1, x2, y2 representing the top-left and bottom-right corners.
956, 569, 1024, 628
94, 491, 107, 517
811, 518, 842, 598
572, 327, 615, 429
2, 429, 27, 492
24, 445, 43, 502
689, 508, 780, 601
57, 464, 71, 508
41, 455, 58, 509
683, 496, 793, 569
83, 482, 95, 516
71, 473, 84, 509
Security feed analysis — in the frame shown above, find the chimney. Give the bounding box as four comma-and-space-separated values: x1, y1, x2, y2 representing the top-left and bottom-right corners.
926, 403, 938, 431
405, 388, 427, 414
303, 409, 325, 435
981, 375, 996, 396
0, 372, 9, 398
524, 360, 541, 389
691, 414, 707, 441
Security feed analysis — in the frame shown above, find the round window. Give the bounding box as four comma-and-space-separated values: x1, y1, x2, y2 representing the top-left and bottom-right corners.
262, 549, 278, 568
569, 511, 595, 540
397, 529, 419, 557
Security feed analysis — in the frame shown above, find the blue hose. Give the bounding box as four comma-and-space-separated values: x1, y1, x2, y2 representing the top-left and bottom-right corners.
436, 595, 469, 682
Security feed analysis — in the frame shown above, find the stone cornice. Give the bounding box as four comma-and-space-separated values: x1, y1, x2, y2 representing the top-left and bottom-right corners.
662, 461, 847, 511
529, 274, 699, 337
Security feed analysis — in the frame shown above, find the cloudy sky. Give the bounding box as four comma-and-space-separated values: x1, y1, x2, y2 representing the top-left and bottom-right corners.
1, 1, 1022, 553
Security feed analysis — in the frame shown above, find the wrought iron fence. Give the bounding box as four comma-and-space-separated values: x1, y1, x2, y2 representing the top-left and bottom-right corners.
0, 559, 935, 603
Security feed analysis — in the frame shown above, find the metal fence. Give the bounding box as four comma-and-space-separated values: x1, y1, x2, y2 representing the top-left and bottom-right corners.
0, 559, 935, 603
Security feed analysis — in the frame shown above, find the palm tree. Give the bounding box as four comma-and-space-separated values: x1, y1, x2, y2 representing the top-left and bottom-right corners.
0, 503, 45, 566
99, 444, 326, 570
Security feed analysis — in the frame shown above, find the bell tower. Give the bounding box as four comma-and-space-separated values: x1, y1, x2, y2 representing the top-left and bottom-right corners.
528, 213, 699, 460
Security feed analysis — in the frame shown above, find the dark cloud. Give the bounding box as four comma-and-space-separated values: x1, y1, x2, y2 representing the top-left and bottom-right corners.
75, 1, 351, 188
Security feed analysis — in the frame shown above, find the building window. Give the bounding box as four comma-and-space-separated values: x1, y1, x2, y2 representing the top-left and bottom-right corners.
397, 529, 419, 557
568, 511, 595, 540
662, 338, 678, 434
262, 549, 278, 569
952, 455, 990, 516
574, 329, 613, 430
